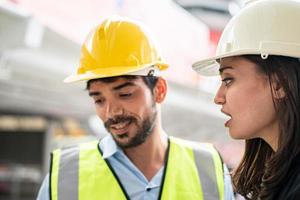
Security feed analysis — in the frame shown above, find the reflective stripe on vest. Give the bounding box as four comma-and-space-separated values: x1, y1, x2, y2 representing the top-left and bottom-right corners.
160, 137, 224, 200
50, 137, 224, 200
51, 141, 127, 200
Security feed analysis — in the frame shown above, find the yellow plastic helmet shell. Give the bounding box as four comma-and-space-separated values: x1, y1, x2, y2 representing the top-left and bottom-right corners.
64, 17, 168, 83
192, 0, 300, 76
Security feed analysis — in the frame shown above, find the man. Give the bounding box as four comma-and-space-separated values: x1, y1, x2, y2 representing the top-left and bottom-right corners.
37, 16, 233, 200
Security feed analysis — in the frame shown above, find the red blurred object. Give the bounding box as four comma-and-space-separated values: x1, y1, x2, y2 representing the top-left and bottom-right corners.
209, 29, 222, 55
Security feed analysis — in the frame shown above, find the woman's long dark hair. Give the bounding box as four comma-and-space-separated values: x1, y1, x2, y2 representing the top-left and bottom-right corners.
232, 55, 300, 199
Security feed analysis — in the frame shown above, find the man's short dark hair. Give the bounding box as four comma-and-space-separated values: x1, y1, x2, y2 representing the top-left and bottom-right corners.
86, 76, 158, 93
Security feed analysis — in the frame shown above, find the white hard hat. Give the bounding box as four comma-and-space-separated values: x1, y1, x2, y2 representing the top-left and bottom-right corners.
192, 0, 300, 76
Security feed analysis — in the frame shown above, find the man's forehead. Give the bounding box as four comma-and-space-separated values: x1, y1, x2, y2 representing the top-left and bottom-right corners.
87, 76, 142, 90
87, 76, 144, 90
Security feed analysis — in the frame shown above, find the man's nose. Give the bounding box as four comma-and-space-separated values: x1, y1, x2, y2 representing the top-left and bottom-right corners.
105, 102, 124, 118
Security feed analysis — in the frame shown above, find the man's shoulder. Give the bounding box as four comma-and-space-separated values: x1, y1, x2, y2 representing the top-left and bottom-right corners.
169, 136, 223, 162
169, 136, 215, 150
52, 140, 100, 153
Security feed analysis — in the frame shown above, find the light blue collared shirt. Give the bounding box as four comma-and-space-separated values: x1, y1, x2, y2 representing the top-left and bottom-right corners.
37, 135, 234, 200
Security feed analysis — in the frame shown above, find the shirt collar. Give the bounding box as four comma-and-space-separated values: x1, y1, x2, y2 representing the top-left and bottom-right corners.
99, 135, 122, 159
99, 133, 169, 159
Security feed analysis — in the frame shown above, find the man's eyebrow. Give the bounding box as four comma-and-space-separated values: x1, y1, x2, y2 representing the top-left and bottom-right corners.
219, 66, 233, 75
88, 82, 135, 96
89, 91, 101, 97
113, 82, 136, 91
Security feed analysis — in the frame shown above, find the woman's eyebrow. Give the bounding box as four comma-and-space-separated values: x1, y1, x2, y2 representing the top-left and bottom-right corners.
219, 66, 233, 75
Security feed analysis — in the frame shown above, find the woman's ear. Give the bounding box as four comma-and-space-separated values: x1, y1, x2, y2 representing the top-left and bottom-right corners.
271, 75, 285, 99
154, 77, 167, 103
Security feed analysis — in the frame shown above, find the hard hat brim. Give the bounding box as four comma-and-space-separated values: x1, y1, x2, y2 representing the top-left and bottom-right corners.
64, 62, 168, 83
193, 48, 300, 76
192, 51, 245, 76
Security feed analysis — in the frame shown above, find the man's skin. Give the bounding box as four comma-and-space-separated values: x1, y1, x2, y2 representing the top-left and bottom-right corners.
88, 76, 168, 181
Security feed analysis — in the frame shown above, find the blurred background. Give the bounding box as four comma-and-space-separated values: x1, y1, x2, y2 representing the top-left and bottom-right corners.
0, 0, 246, 199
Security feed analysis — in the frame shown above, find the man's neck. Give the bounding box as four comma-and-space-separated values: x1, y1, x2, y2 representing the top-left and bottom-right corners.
123, 128, 168, 181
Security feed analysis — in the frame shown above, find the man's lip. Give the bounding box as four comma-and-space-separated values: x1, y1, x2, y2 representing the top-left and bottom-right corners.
110, 120, 131, 135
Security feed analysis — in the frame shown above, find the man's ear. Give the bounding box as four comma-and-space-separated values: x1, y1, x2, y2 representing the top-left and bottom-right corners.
154, 77, 167, 103
271, 75, 285, 99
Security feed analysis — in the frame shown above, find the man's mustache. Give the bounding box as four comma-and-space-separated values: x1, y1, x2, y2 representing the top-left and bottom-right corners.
104, 115, 137, 129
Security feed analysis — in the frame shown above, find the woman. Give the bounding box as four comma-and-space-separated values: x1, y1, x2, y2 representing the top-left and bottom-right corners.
192, 0, 300, 199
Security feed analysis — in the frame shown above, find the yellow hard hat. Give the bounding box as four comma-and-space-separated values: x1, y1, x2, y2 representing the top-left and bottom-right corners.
192, 0, 300, 76
64, 17, 168, 83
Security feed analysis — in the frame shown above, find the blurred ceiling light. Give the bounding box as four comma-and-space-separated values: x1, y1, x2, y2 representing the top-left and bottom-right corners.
228, 1, 241, 16
25, 18, 44, 48
0, 53, 11, 80
0, 0, 29, 18
0, 1, 44, 49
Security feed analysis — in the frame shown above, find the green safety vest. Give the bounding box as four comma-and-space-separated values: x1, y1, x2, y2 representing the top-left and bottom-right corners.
50, 137, 225, 200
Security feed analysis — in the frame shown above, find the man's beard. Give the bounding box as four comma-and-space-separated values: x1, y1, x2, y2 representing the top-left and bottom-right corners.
104, 109, 157, 148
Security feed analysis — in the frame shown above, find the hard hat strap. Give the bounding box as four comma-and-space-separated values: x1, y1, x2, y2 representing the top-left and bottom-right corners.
126, 65, 160, 77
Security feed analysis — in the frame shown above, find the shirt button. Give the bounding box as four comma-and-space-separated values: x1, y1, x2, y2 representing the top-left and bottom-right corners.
146, 188, 151, 192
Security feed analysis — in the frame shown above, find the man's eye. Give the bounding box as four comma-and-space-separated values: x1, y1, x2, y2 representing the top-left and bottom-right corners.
120, 93, 132, 97
95, 99, 104, 105
221, 78, 233, 86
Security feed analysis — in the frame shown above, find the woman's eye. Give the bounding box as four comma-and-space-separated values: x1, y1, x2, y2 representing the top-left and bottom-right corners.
222, 78, 233, 86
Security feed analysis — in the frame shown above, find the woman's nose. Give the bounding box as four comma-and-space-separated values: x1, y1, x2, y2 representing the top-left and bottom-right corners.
214, 86, 225, 105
